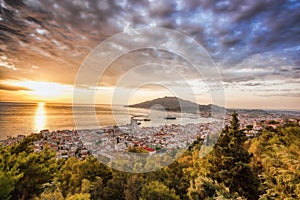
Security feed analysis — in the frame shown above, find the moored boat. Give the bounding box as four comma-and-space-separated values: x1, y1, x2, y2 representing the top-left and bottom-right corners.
164, 115, 176, 120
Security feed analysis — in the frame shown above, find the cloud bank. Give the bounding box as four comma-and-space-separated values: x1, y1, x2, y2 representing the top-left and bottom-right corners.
0, 0, 299, 106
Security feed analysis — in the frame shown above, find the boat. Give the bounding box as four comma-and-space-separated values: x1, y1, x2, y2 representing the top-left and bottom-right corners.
164, 115, 176, 120
130, 117, 141, 126
144, 117, 151, 121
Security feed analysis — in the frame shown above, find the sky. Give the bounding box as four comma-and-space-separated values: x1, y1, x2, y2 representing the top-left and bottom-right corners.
0, 0, 300, 109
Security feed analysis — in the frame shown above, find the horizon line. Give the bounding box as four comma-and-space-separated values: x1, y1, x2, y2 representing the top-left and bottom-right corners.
1, 100, 300, 112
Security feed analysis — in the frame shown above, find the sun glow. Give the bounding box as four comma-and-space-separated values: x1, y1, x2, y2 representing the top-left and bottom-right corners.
34, 102, 47, 132
25, 81, 72, 100
3, 80, 74, 102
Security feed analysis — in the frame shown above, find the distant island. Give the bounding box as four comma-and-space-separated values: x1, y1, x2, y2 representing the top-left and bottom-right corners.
125, 96, 274, 117
125, 96, 224, 114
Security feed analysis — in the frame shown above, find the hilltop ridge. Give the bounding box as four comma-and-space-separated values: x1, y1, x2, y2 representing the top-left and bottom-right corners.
125, 96, 273, 117
125, 96, 224, 113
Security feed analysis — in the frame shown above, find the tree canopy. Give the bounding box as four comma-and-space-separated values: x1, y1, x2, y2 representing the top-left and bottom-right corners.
1, 114, 299, 200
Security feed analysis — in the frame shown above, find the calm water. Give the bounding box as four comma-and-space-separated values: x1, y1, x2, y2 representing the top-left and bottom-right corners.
0, 102, 208, 140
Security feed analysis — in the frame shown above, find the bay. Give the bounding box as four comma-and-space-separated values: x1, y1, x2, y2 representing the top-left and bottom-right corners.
0, 102, 209, 140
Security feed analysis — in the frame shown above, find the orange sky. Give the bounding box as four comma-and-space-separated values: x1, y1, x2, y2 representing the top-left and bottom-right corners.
1, 0, 300, 110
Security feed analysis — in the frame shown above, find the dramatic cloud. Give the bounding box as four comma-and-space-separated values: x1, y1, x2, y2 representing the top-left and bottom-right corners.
0, 83, 30, 91
0, 0, 299, 107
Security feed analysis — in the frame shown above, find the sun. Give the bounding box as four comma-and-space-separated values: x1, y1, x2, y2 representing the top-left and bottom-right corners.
26, 81, 73, 101
4, 80, 74, 102
29, 82, 63, 98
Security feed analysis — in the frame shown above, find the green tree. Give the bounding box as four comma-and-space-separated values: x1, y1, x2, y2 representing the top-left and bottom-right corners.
140, 181, 180, 200
90, 177, 104, 200
124, 174, 144, 200
0, 171, 15, 200
0, 138, 57, 200
35, 188, 64, 200
102, 171, 128, 200
163, 158, 192, 200
188, 176, 245, 200
249, 126, 300, 199
10, 133, 42, 155
208, 112, 260, 199
12, 147, 58, 199
66, 193, 91, 200
58, 156, 112, 197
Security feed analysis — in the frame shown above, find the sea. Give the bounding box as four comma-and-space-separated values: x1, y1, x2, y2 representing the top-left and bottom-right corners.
0, 102, 209, 140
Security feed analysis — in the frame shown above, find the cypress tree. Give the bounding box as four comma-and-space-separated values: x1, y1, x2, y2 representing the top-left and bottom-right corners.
208, 112, 260, 199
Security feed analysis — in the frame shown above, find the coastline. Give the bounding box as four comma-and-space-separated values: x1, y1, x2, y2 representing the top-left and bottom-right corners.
2, 110, 300, 160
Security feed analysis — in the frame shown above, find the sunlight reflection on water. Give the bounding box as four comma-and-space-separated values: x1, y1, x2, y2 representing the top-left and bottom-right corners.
34, 102, 47, 131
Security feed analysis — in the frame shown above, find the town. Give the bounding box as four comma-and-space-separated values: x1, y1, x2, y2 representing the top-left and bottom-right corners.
1, 111, 299, 160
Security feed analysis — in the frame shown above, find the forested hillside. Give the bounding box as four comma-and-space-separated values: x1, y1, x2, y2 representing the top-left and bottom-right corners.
1, 113, 299, 200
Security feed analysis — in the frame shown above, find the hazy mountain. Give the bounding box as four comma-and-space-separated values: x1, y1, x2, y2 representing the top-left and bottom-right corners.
125, 96, 277, 117
125, 96, 225, 113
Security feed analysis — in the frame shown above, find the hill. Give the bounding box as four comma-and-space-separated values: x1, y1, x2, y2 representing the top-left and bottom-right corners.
125, 96, 224, 113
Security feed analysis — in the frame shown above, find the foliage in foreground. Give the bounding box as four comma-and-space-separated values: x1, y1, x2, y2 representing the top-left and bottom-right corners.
1, 113, 300, 200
